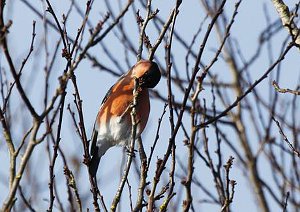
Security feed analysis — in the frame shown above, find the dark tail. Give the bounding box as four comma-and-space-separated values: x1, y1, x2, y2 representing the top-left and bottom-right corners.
89, 155, 100, 177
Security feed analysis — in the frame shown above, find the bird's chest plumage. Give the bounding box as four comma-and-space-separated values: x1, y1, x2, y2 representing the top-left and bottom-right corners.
96, 83, 150, 146
98, 116, 132, 146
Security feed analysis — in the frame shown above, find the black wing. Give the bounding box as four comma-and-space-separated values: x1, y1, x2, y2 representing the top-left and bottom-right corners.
90, 124, 98, 157
90, 73, 126, 156
89, 73, 127, 176
89, 126, 99, 177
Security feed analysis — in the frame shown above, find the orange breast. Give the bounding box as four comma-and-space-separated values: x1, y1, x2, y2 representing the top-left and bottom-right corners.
97, 76, 150, 135
136, 89, 150, 133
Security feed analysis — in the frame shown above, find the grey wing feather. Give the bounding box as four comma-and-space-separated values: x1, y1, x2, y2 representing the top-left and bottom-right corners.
90, 73, 125, 155
89, 73, 127, 177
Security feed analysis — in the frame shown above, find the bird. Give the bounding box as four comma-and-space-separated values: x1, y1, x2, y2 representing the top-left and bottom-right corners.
89, 60, 161, 177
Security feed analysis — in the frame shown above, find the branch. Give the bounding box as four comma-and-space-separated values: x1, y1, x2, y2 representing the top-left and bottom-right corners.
272, 80, 300, 95
271, 0, 300, 48
221, 156, 236, 212
133, 137, 148, 212
0, 14, 39, 119
111, 77, 140, 211
91, 0, 133, 47
63, 166, 82, 212
147, 2, 228, 208
1, 121, 41, 211
196, 42, 294, 129
137, 0, 154, 61
272, 117, 300, 157
148, 0, 182, 60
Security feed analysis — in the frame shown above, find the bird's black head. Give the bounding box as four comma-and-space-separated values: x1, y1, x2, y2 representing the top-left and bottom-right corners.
133, 60, 161, 88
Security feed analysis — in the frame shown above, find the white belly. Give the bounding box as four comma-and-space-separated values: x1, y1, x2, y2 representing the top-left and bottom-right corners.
97, 116, 141, 147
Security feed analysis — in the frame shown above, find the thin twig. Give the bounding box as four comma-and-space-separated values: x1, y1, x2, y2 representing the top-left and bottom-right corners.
283, 191, 289, 212
197, 42, 294, 129
272, 117, 300, 158
63, 166, 83, 212
272, 80, 300, 95
111, 77, 140, 211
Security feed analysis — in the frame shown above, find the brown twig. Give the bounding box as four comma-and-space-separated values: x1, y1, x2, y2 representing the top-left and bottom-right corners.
69, 73, 103, 211
272, 80, 300, 95
271, 0, 300, 48
63, 166, 82, 212
18, 185, 36, 212
221, 156, 236, 212
148, 0, 182, 61
183, 79, 203, 212
272, 117, 300, 158
47, 91, 66, 212
197, 42, 294, 129
159, 2, 181, 210
283, 191, 289, 212
90, 0, 133, 47
147, 3, 228, 210
111, 77, 140, 211
0, 9, 39, 119
133, 137, 148, 212
136, 0, 154, 61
